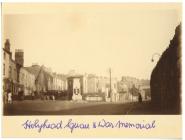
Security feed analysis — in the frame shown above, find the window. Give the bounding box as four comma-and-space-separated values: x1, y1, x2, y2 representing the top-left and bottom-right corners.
14, 68, 16, 79
74, 89, 76, 94
4, 52, 6, 59
9, 66, 11, 77
3, 64, 5, 75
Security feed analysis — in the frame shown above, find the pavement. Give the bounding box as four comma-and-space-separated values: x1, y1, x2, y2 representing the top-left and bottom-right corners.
3, 100, 162, 115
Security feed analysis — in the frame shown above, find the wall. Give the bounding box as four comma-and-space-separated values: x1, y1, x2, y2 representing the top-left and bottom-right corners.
10, 59, 17, 83
87, 75, 98, 93
19, 68, 36, 96
3, 50, 10, 79
150, 24, 181, 114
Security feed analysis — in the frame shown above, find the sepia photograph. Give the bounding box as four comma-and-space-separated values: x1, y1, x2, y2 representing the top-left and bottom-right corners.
2, 3, 182, 116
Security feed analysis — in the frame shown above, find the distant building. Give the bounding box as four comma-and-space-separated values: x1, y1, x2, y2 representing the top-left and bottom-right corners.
109, 78, 118, 102
47, 75, 53, 91
19, 67, 36, 96
117, 81, 128, 93
46, 73, 67, 92
58, 74, 68, 91
25, 65, 49, 94
52, 73, 63, 91
25, 65, 67, 95
9, 59, 18, 95
87, 74, 98, 93
15, 49, 24, 66
82, 74, 88, 94
117, 76, 150, 102
3, 39, 12, 92
3, 39, 21, 97
121, 76, 140, 89
121, 76, 150, 89
97, 76, 109, 93
96, 76, 119, 102
68, 69, 76, 76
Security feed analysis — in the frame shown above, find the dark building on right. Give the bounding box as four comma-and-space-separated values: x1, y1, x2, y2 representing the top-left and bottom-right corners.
150, 24, 181, 114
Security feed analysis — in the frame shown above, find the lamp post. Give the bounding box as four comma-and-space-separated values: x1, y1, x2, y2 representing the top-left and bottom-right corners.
151, 53, 161, 62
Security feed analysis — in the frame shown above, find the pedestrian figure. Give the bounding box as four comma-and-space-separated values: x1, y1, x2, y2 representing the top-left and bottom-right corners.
47, 95, 50, 100
138, 93, 142, 103
4, 91, 8, 104
7, 90, 12, 104
52, 95, 55, 101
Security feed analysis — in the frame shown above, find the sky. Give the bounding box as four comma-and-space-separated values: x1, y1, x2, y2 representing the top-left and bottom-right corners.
2, 3, 182, 80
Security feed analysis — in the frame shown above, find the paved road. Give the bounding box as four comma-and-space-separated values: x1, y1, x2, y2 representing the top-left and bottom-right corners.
3, 100, 160, 115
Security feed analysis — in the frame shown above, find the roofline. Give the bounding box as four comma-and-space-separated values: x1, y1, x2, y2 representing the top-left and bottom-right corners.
67, 75, 84, 78
21, 67, 36, 76
3, 48, 12, 54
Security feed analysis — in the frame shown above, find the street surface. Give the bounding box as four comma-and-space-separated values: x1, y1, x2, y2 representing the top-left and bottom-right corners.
3, 100, 162, 115
4, 100, 163, 115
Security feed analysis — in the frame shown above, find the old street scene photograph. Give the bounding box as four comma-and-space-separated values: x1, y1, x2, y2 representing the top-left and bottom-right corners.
2, 3, 182, 115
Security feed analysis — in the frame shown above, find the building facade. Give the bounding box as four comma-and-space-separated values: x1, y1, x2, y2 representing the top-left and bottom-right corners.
9, 59, 19, 95
24, 65, 47, 95
19, 67, 36, 96
52, 73, 64, 92
3, 39, 12, 92
15, 49, 24, 66
87, 74, 98, 93
97, 76, 109, 93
